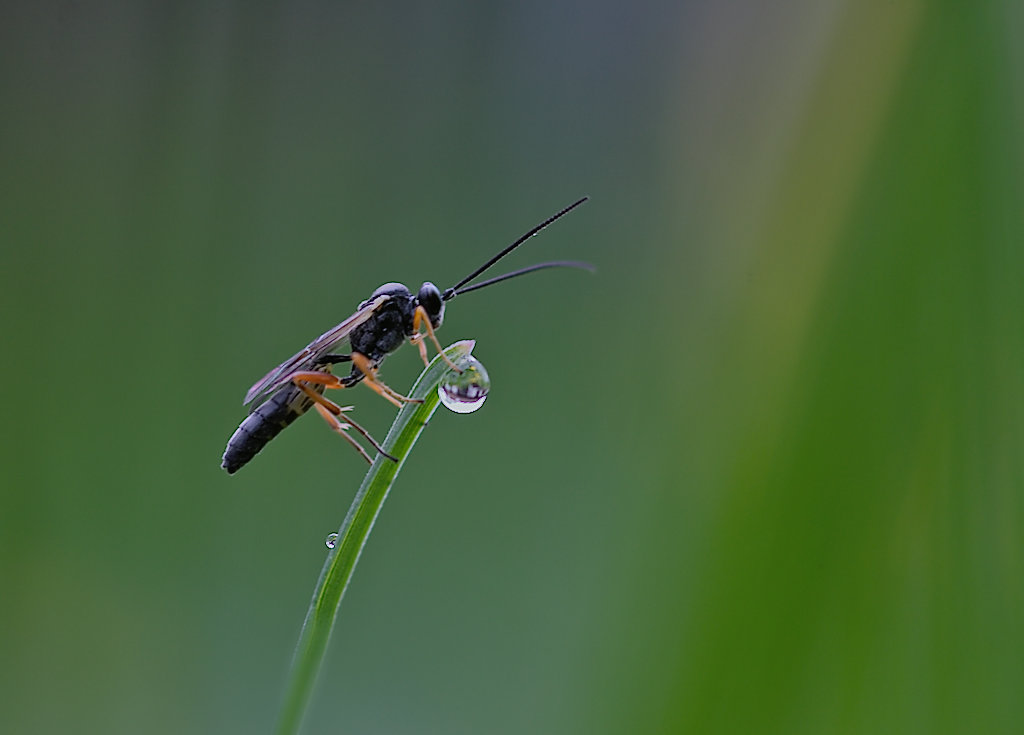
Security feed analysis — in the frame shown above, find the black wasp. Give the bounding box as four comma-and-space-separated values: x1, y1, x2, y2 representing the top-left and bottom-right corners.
222, 197, 591, 474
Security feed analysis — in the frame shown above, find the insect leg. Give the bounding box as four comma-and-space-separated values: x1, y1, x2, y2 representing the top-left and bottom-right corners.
325, 406, 398, 462
412, 306, 462, 372
292, 376, 398, 462
312, 404, 399, 463
289, 370, 345, 385
349, 353, 423, 407
409, 333, 429, 368
313, 403, 373, 464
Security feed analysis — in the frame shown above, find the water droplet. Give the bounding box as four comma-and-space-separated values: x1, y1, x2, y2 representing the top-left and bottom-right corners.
439, 354, 490, 414
325, 532, 338, 549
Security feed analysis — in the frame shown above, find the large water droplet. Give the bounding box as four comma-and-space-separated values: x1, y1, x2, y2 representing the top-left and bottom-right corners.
439, 354, 490, 414
325, 532, 338, 549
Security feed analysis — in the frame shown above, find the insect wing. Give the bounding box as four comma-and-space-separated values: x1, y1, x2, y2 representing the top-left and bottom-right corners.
243, 294, 390, 405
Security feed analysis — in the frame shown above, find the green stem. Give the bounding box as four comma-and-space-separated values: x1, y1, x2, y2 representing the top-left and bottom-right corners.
274, 339, 475, 735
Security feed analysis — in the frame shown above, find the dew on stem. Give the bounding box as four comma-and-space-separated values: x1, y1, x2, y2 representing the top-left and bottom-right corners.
438, 354, 490, 413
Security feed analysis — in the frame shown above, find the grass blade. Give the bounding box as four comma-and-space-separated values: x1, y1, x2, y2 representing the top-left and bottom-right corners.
274, 339, 476, 735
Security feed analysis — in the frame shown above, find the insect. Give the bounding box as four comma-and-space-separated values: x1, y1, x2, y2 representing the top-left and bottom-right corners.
221, 197, 591, 474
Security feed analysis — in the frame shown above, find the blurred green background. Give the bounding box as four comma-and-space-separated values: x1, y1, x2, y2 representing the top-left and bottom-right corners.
2, 1, 1022, 733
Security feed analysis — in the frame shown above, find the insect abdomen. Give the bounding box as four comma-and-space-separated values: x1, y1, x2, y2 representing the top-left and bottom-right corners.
221, 385, 320, 474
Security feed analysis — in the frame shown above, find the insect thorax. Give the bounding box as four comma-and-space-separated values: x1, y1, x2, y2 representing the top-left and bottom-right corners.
349, 286, 417, 361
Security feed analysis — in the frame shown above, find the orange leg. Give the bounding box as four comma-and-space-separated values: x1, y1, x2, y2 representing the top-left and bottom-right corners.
292, 375, 398, 462
289, 370, 347, 391
313, 403, 373, 464
289, 366, 413, 409
412, 306, 463, 372
409, 333, 429, 368
349, 353, 422, 406
326, 405, 397, 462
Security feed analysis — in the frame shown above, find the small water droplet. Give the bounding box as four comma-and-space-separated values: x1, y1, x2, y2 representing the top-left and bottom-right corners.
439, 354, 490, 414
325, 532, 338, 549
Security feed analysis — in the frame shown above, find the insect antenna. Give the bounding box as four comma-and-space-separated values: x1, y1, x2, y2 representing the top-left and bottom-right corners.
448, 260, 595, 296
442, 197, 591, 301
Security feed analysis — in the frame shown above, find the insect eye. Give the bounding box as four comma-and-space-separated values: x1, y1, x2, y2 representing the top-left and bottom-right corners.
417, 282, 440, 310
417, 282, 444, 325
